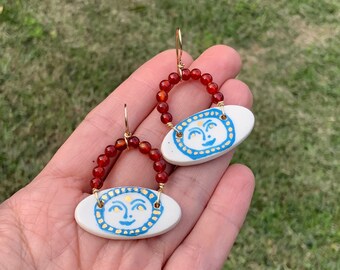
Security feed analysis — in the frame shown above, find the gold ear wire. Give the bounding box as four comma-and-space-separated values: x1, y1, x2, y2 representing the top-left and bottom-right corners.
124, 104, 132, 148
176, 28, 185, 78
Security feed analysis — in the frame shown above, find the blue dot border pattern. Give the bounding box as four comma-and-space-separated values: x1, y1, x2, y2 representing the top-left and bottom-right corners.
94, 187, 164, 237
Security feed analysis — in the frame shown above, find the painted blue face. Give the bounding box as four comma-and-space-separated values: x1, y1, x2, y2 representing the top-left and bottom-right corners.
95, 187, 163, 236
173, 108, 235, 160
106, 196, 150, 228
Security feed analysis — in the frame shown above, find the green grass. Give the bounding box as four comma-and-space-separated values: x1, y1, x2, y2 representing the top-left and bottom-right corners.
1, 0, 339, 268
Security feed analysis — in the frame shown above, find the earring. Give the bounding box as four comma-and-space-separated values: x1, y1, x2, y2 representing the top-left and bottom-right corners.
158, 29, 255, 166
75, 105, 181, 239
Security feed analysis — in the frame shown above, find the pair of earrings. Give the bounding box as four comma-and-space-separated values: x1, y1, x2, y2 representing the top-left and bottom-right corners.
75, 29, 254, 239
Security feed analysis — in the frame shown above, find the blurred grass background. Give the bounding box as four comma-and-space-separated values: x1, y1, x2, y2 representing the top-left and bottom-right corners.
1, 0, 339, 269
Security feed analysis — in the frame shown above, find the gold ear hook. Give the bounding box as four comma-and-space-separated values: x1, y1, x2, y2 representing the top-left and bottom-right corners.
124, 104, 132, 148
176, 28, 184, 78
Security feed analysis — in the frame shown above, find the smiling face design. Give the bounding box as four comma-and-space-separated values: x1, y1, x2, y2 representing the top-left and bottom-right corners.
95, 187, 163, 236
104, 194, 152, 229
184, 119, 226, 150
173, 108, 236, 160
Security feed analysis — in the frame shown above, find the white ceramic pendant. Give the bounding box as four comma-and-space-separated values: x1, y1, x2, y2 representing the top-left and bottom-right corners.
75, 186, 181, 239
161, 105, 255, 166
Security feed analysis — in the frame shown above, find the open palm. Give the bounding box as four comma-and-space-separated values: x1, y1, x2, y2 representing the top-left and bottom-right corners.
0, 45, 254, 270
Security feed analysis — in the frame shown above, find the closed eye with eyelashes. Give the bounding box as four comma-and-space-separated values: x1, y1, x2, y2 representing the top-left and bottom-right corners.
131, 203, 147, 211
109, 202, 125, 212
205, 122, 217, 131
188, 128, 204, 140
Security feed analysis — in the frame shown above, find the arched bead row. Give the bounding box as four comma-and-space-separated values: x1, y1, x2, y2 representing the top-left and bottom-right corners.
156, 68, 224, 125
90, 136, 169, 190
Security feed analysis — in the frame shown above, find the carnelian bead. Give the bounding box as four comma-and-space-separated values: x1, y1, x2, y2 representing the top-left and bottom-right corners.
206, 82, 219, 94
115, 138, 127, 151
156, 90, 168, 102
181, 68, 191, 80
93, 166, 105, 178
161, 113, 172, 124
200, 73, 213, 85
90, 178, 103, 189
97, 154, 110, 167
105, 145, 117, 157
190, 68, 201, 80
149, 149, 162, 161
154, 159, 166, 172
156, 171, 169, 183
212, 92, 224, 104
159, 80, 172, 92
168, 72, 180, 84
128, 136, 140, 148
157, 102, 169, 113
139, 141, 152, 154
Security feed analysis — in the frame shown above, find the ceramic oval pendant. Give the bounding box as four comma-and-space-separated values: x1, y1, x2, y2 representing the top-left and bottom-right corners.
161, 105, 254, 166
75, 186, 181, 239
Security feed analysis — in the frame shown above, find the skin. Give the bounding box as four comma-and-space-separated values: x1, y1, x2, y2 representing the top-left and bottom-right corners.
0, 45, 255, 270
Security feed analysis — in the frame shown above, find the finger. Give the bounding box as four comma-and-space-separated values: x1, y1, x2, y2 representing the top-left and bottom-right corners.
106, 45, 243, 188
39, 50, 193, 186
164, 164, 255, 270
146, 78, 253, 256
222, 79, 253, 109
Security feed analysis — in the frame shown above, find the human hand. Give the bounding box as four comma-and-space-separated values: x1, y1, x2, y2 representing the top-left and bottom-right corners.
0, 45, 254, 270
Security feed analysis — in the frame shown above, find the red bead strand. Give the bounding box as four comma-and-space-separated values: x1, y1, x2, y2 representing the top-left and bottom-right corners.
190, 68, 201, 80
159, 80, 172, 92
157, 102, 169, 113
156, 91, 168, 102
89, 136, 169, 191
139, 141, 152, 154
206, 82, 219, 94
200, 73, 213, 85
156, 171, 169, 183
168, 72, 181, 84
115, 138, 127, 151
92, 166, 105, 178
97, 154, 110, 167
161, 113, 172, 124
212, 92, 224, 104
155, 68, 224, 127
181, 68, 191, 80
105, 145, 117, 157
90, 178, 103, 189
149, 149, 162, 161
128, 136, 140, 148
153, 159, 166, 172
